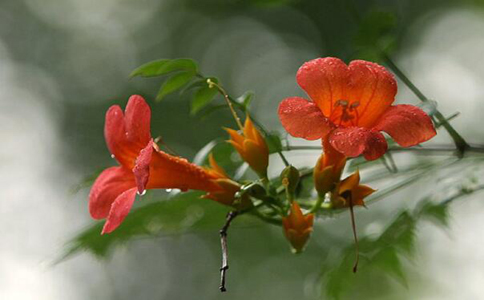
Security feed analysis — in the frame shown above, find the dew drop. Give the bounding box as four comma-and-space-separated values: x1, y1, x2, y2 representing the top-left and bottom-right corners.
137, 189, 147, 196
110, 154, 116, 159
165, 189, 173, 193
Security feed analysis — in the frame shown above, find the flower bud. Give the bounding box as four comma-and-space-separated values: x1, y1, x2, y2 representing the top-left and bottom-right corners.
280, 165, 300, 195
203, 154, 251, 209
282, 202, 314, 253
225, 116, 269, 178
331, 170, 375, 208
313, 138, 346, 196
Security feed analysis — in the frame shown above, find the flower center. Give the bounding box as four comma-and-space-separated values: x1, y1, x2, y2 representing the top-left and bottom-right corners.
331, 99, 360, 127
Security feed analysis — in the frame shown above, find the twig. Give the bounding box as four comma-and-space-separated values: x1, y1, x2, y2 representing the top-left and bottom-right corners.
283, 144, 484, 155
207, 76, 290, 166
207, 79, 244, 131
219, 211, 238, 292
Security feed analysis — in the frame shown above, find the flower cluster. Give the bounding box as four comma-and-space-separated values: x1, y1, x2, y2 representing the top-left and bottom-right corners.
88, 57, 436, 256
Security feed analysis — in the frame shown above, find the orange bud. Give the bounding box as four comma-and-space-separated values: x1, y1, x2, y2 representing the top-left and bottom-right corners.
203, 154, 251, 209
314, 138, 346, 196
282, 202, 314, 253
332, 170, 376, 208
225, 116, 269, 177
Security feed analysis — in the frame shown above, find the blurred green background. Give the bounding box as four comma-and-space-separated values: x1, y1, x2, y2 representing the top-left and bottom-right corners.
2, 0, 484, 299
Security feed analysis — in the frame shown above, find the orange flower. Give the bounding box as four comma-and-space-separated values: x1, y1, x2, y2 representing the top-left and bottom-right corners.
225, 116, 269, 177
331, 170, 375, 208
202, 154, 251, 209
282, 202, 314, 253
313, 137, 347, 196
279, 57, 436, 160
90, 96, 223, 234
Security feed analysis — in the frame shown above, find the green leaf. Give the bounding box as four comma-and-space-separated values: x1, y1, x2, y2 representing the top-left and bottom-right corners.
130, 59, 171, 78
236, 91, 254, 110
156, 71, 196, 102
198, 104, 227, 120
377, 211, 416, 255
60, 192, 230, 260
130, 58, 198, 78
190, 78, 219, 115
180, 78, 207, 94
265, 132, 283, 154
372, 247, 407, 286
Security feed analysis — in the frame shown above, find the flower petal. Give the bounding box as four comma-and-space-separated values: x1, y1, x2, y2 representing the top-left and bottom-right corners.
278, 97, 333, 140
339, 171, 361, 194
295, 58, 397, 128
347, 60, 397, 127
373, 104, 436, 147
89, 167, 136, 220
124, 95, 151, 145
133, 139, 154, 194
224, 128, 244, 146
329, 127, 388, 160
296, 58, 349, 117
101, 188, 138, 234
353, 184, 376, 206
243, 139, 269, 176
146, 148, 220, 192
104, 95, 151, 168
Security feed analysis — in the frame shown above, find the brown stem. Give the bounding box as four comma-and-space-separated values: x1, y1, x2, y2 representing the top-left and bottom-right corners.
219, 211, 238, 292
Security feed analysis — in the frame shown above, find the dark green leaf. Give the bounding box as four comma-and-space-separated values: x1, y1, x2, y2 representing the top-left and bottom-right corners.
180, 78, 207, 94
130, 58, 198, 78
190, 78, 219, 115
265, 132, 283, 154
156, 71, 196, 101
60, 192, 229, 260
198, 104, 227, 120
130, 59, 170, 78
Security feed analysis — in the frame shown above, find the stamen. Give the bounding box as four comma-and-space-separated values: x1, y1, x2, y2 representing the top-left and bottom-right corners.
333, 100, 361, 126
335, 99, 349, 107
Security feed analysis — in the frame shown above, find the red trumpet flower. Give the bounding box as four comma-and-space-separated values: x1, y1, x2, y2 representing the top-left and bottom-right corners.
278, 57, 436, 160
89, 95, 221, 234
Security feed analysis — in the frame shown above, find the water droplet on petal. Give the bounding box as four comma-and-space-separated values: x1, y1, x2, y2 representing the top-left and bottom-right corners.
137, 190, 147, 196
165, 189, 172, 193
110, 154, 116, 159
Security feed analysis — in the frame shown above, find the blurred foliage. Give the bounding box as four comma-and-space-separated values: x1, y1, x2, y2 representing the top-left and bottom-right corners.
321, 198, 452, 299
62, 192, 231, 260
353, 10, 398, 61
